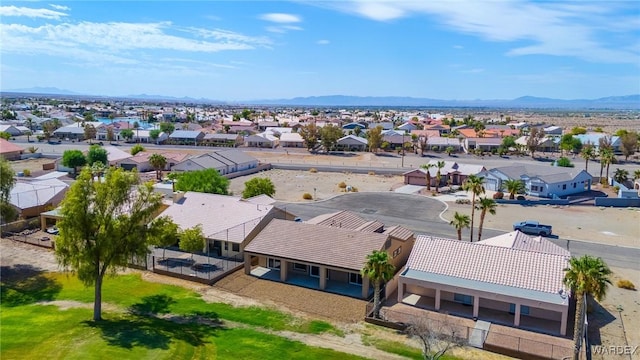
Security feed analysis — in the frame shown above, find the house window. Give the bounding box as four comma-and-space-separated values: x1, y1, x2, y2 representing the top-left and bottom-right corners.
562, 184, 567, 190
349, 273, 363, 285
392, 247, 402, 258
267, 258, 281, 270
453, 293, 473, 305
310, 266, 320, 278
232, 243, 240, 252
509, 304, 530, 316
531, 185, 538, 191
293, 263, 307, 272
573, 183, 576, 188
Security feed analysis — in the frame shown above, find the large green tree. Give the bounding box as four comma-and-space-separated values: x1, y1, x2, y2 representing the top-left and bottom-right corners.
87, 145, 108, 166
361, 250, 395, 319
174, 169, 229, 195
55, 167, 170, 321
62, 149, 87, 174
367, 126, 383, 153
620, 132, 638, 161
242, 177, 276, 198
159, 122, 175, 135
298, 123, 319, 151
179, 225, 205, 260
449, 211, 470, 241
462, 175, 485, 242
476, 197, 497, 242
120, 129, 134, 142
0, 158, 17, 223
563, 255, 611, 360
526, 127, 545, 158
319, 124, 343, 152
84, 124, 97, 143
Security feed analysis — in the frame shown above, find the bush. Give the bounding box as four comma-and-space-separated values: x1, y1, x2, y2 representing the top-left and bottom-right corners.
130, 144, 145, 155
302, 193, 313, 200
368, 171, 375, 175
613, 186, 620, 192
493, 191, 504, 199
309, 168, 318, 173
617, 279, 636, 290
455, 199, 471, 205
350, 187, 358, 192
22, 169, 31, 177
556, 157, 574, 168
338, 181, 347, 189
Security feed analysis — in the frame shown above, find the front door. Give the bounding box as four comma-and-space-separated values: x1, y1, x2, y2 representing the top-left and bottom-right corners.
212, 240, 222, 257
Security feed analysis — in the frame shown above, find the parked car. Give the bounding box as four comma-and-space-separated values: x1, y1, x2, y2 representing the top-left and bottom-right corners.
45, 226, 59, 235
513, 221, 552, 236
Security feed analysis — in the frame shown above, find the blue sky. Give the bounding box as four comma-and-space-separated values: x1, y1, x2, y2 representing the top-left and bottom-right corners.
1, 1, 638, 101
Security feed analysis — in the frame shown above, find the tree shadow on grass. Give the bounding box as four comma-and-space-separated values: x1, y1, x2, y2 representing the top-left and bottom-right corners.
84, 311, 225, 350
129, 294, 176, 315
0, 264, 62, 307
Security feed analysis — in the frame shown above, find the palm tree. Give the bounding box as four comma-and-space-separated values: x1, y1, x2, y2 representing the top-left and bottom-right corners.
25, 118, 34, 133
133, 121, 140, 143
580, 143, 595, 172
449, 211, 470, 241
462, 175, 485, 242
599, 149, 615, 184
361, 250, 395, 319
435, 161, 445, 193
563, 255, 612, 360
420, 163, 435, 191
634, 169, 640, 180
476, 197, 497, 242
613, 168, 628, 184
149, 153, 167, 181
503, 179, 525, 200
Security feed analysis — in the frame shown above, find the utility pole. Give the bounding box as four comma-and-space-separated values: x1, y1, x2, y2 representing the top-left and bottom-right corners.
401, 132, 405, 168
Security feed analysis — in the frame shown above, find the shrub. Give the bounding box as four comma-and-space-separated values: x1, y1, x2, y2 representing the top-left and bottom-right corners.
338, 181, 347, 189
309, 168, 318, 173
556, 157, 574, 168
302, 193, 313, 200
22, 169, 31, 177
350, 187, 358, 192
493, 191, 504, 200
455, 199, 471, 205
613, 186, 620, 192
368, 171, 375, 175
617, 279, 636, 290
130, 144, 145, 155
27, 146, 38, 153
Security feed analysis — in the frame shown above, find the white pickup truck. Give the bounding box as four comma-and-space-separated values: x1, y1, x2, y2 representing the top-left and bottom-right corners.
513, 221, 553, 236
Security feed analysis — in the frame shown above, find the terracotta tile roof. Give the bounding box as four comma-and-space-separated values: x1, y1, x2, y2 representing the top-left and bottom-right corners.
457, 129, 478, 138
244, 219, 389, 271
478, 231, 570, 257
407, 235, 569, 295
0, 138, 24, 154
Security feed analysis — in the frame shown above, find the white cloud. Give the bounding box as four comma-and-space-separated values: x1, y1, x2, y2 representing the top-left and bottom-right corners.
317, 1, 639, 64
266, 25, 303, 33
453, 45, 463, 49
49, 4, 70, 11
0, 5, 67, 20
317, 39, 330, 45
259, 13, 302, 23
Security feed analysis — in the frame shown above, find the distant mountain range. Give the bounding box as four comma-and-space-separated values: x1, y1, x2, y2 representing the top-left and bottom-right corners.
2, 87, 638, 109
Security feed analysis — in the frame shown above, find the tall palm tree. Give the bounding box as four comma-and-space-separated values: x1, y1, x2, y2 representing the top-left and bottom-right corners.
580, 143, 595, 173
476, 197, 497, 242
420, 163, 435, 191
503, 179, 525, 200
462, 175, 485, 242
435, 161, 445, 193
449, 211, 470, 241
361, 250, 395, 319
563, 255, 611, 360
149, 153, 167, 181
603, 150, 615, 181
599, 149, 614, 184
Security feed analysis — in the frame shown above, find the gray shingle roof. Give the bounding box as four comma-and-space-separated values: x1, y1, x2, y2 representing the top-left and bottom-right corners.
492, 163, 585, 184
244, 219, 389, 271
307, 210, 384, 232
211, 149, 257, 165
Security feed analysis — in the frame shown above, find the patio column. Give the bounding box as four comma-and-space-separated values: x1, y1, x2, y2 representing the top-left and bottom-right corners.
361, 276, 370, 299
319, 266, 326, 290
560, 307, 568, 336
397, 281, 404, 302
514, 303, 521, 327
473, 296, 479, 319
280, 259, 288, 282
40, 216, 46, 231
435, 289, 441, 311
243, 253, 251, 275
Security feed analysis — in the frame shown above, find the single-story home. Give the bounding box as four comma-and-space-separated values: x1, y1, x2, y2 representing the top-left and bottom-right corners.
0, 125, 23, 136
245, 133, 279, 148
423, 136, 464, 152
53, 122, 105, 140
403, 161, 485, 187
279, 132, 305, 148
102, 146, 132, 165
574, 134, 621, 153
515, 136, 559, 153
478, 163, 593, 198
9, 179, 69, 218
0, 138, 24, 160
159, 192, 290, 258
202, 133, 244, 147
397, 231, 570, 335
168, 130, 205, 145
244, 211, 415, 299
336, 135, 368, 151
171, 149, 258, 175
464, 137, 503, 152
118, 151, 189, 172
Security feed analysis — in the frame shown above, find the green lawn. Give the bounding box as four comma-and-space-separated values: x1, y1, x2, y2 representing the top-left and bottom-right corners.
0, 270, 358, 359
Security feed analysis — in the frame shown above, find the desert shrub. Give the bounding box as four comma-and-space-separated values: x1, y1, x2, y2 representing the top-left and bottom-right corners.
309, 168, 318, 173
130, 144, 145, 155
27, 146, 38, 153
613, 186, 620, 192
302, 193, 313, 200
493, 191, 504, 199
455, 199, 471, 205
338, 181, 347, 189
350, 187, 358, 192
556, 157, 574, 168
368, 171, 375, 175
22, 169, 31, 177
617, 279, 636, 290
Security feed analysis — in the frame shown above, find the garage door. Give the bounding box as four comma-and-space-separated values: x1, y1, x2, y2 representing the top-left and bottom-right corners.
407, 175, 426, 186
484, 178, 498, 191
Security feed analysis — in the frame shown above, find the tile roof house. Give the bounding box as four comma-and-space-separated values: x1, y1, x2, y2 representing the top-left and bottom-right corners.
118, 151, 189, 172
159, 192, 289, 258
279, 132, 305, 148
168, 130, 205, 145
336, 135, 368, 151
398, 233, 571, 335
9, 178, 69, 218
244, 211, 415, 299
0, 138, 24, 160
479, 163, 593, 198
171, 149, 258, 175
403, 161, 485, 187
